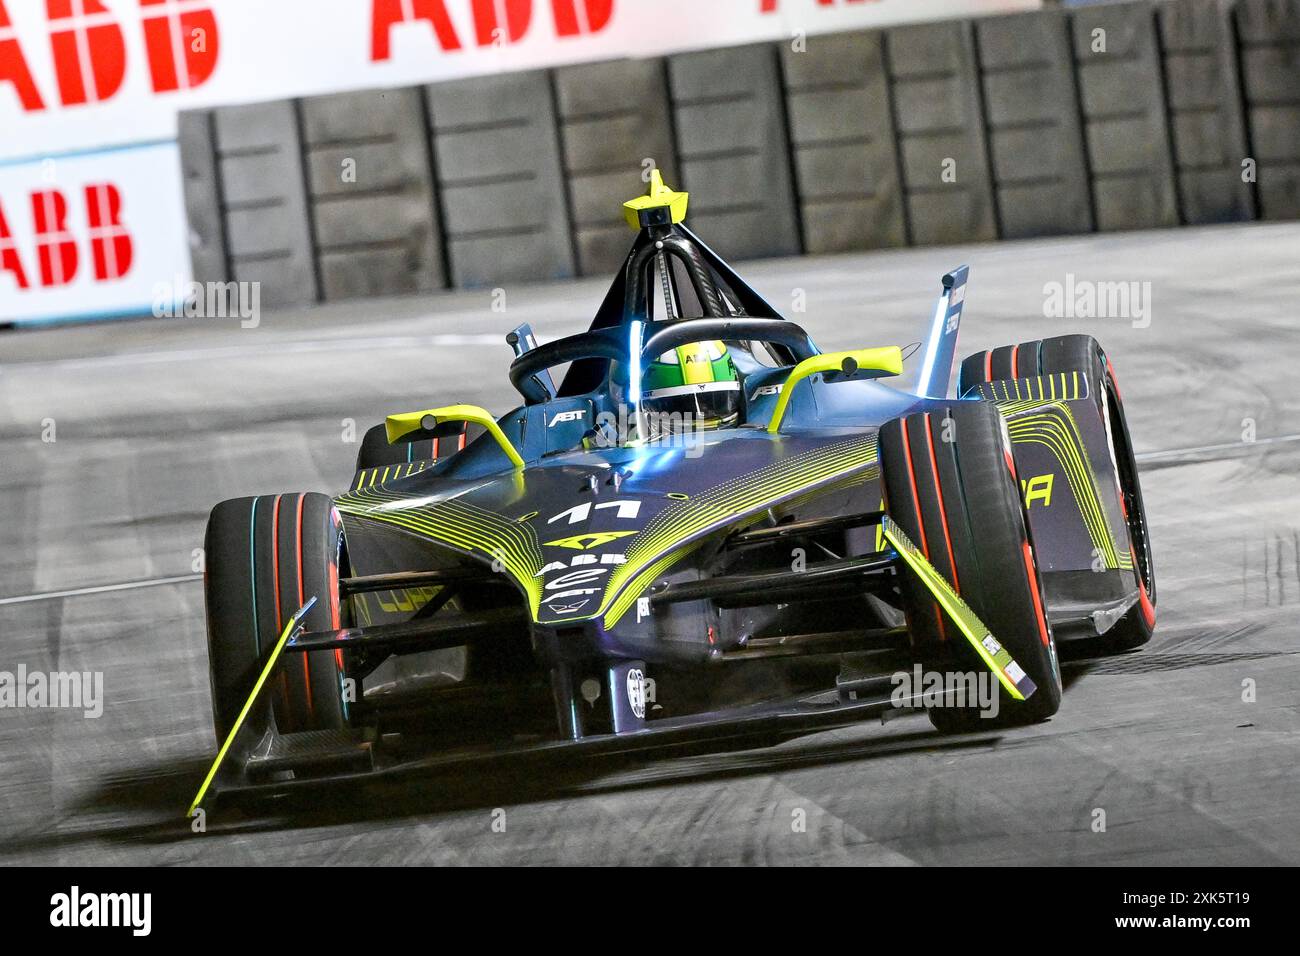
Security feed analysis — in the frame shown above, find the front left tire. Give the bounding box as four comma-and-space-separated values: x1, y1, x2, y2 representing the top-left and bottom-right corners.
204, 492, 349, 743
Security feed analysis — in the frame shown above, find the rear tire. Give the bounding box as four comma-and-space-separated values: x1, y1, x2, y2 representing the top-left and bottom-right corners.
959, 334, 1155, 650
880, 402, 1062, 731
204, 493, 349, 743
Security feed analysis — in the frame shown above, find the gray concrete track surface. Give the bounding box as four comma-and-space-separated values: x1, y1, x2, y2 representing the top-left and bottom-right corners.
1, 222, 1299, 865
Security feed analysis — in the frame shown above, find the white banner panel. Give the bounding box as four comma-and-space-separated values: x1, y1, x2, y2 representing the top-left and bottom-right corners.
0, 141, 189, 324
0, 0, 1039, 323
2, 0, 1039, 161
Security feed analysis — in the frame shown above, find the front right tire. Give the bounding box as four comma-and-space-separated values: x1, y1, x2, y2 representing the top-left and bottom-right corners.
880, 401, 1062, 732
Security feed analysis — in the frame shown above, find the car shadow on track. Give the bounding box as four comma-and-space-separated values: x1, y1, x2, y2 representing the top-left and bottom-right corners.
5, 642, 1156, 859
3, 720, 1013, 855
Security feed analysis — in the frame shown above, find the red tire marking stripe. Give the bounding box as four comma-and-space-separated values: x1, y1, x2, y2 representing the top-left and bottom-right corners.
983, 349, 992, 382
295, 494, 313, 716
330, 508, 344, 672
1021, 541, 1051, 647
899, 423, 930, 557
1106, 357, 1122, 402
1009, 447, 1050, 648
1132, 545, 1156, 627
899, 421, 944, 638
1137, 581, 1156, 627
331, 553, 344, 671
295, 494, 306, 608
923, 414, 961, 594
1011, 343, 1021, 379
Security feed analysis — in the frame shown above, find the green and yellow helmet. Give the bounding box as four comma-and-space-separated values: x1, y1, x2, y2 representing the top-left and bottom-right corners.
640, 340, 741, 433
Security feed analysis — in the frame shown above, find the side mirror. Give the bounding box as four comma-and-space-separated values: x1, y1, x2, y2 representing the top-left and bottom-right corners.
507, 323, 556, 400
767, 347, 903, 433
385, 413, 466, 444
386, 404, 524, 470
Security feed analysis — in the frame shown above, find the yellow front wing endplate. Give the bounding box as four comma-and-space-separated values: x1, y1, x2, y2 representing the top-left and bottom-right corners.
881, 516, 1037, 701
187, 596, 317, 817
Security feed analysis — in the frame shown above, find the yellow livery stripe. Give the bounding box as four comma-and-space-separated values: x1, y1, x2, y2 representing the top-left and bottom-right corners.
882, 518, 1035, 701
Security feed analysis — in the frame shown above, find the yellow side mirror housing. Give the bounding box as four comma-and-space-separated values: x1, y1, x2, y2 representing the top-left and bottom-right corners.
385, 404, 524, 470
766, 347, 903, 434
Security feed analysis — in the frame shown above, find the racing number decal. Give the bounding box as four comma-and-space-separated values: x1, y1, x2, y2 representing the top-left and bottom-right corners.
539, 500, 642, 615
543, 500, 641, 551
547, 500, 642, 524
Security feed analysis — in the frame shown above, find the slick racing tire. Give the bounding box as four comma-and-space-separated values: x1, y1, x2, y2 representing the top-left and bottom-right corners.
204, 493, 349, 743
880, 401, 1062, 731
958, 334, 1155, 651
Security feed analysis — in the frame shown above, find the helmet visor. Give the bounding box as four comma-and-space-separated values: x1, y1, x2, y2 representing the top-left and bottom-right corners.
641, 380, 740, 434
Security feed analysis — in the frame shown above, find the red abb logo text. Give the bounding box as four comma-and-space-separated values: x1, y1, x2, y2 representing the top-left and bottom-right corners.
0, 0, 218, 111
371, 0, 613, 59
0, 183, 133, 290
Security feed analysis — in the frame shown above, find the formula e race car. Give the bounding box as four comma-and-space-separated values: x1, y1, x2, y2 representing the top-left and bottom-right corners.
191, 173, 1155, 812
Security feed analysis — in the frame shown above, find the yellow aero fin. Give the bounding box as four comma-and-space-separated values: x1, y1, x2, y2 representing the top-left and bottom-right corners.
767, 347, 903, 433
187, 597, 317, 817
623, 169, 689, 230
385, 404, 524, 470
881, 516, 1037, 702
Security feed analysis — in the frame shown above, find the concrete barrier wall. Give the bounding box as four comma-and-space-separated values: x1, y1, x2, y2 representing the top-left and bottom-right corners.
177, 109, 227, 290
781, 30, 905, 253
556, 59, 677, 276
302, 88, 444, 300
1072, 3, 1180, 231
178, 0, 1300, 304
978, 10, 1093, 238
426, 71, 575, 288
668, 44, 801, 261
211, 101, 318, 308
1159, 0, 1255, 223
887, 19, 997, 245
1237, 0, 1300, 219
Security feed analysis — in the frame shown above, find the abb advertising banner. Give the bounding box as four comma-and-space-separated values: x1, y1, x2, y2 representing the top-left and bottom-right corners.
1, 0, 1038, 324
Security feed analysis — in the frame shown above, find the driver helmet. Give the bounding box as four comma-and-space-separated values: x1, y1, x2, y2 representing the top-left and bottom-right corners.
639, 340, 741, 436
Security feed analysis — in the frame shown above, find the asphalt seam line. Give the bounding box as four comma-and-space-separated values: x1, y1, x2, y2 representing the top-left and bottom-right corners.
0, 573, 202, 606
